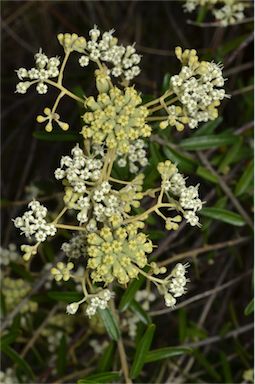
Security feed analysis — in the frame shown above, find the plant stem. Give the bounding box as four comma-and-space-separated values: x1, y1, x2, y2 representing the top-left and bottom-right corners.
55, 223, 87, 231
45, 79, 84, 103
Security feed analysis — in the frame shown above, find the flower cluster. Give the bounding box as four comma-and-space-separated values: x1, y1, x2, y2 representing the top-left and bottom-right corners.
87, 223, 153, 284
55, 144, 103, 193
183, 0, 247, 26
0, 244, 19, 267
85, 289, 113, 317
56, 145, 144, 228
117, 139, 148, 173
36, 107, 69, 132
82, 86, 150, 153
57, 33, 87, 53
2, 277, 38, 314
16, 49, 60, 94
160, 47, 226, 130
162, 263, 189, 307
13, 201, 56, 242
51, 262, 74, 282
61, 233, 87, 258
158, 160, 203, 227
213, 0, 246, 26
12, 27, 229, 319
0, 368, 20, 384
78, 25, 141, 81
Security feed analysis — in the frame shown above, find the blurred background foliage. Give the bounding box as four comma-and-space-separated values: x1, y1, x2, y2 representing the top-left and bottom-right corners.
1, 1, 254, 383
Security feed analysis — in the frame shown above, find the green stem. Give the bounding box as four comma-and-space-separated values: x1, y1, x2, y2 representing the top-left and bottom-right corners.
58, 51, 71, 85
55, 223, 87, 232
45, 79, 84, 103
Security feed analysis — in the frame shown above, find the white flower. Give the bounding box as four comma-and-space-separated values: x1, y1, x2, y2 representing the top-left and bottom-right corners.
164, 293, 177, 307
184, 210, 200, 226
14, 201, 56, 243
79, 55, 89, 67
66, 302, 79, 314
36, 82, 48, 94
16, 82, 31, 94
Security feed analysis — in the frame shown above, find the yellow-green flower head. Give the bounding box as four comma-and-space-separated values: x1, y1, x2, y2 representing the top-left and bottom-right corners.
81, 86, 151, 154
157, 160, 177, 180
87, 222, 153, 284
57, 33, 87, 53
2, 277, 38, 314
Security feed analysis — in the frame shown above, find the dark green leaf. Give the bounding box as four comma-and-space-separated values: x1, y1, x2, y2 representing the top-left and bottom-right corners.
145, 346, 192, 363
77, 371, 120, 383
98, 308, 120, 341
235, 160, 254, 196
196, 166, 218, 184
218, 138, 243, 174
97, 342, 116, 372
162, 73, 171, 92
244, 298, 254, 316
180, 134, 236, 151
1, 331, 19, 347
57, 334, 67, 375
193, 117, 223, 136
163, 147, 197, 174
219, 351, 233, 383
129, 300, 151, 324
193, 349, 221, 381
10, 263, 34, 282
47, 291, 83, 302
200, 208, 246, 227
1, 345, 34, 379
119, 275, 145, 311
33, 131, 80, 142
130, 323, 156, 379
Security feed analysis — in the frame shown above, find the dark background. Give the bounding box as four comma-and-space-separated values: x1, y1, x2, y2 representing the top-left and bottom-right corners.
1, 2, 254, 383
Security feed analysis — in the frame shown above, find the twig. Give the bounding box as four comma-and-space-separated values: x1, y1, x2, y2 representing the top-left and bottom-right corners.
150, 270, 252, 316
197, 151, 253, 229
158, 236, 250, 266
225, 32, 254, 67
21, 305, 59, 357
231, 84, 254, 96
186, 323, 253, 349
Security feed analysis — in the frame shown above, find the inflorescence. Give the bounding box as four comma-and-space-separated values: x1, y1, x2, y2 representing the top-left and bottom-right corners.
183, 0, 249, 26
13, 26, 228, 317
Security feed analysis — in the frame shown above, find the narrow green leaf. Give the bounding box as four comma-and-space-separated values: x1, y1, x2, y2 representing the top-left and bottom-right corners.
180, 134, 236, 151
97, 342, 116, 372
219, 351, 233, 383
145, 346, 192, 363
98, 308, 120, 341
194, 349, 221, 381
235, 160, 254, 196
10, 263, 34, 282
130, 323, 156, 379
162, 73, 171, 92
196, 166, 218, 184
218, 138, 243, 173
57, 334, 67, 375
77, 371, 120, 383
193, 117, 223, 136
119, 275, 145, 311
1, 345, 34, 379
163, 147, 197, 174
47, 291, 83, 302
1, 331, 19, 347
244, 298, 254, 316
129, 300, 151, 324
200, 208, 246, 227
33, 131, 80, 142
